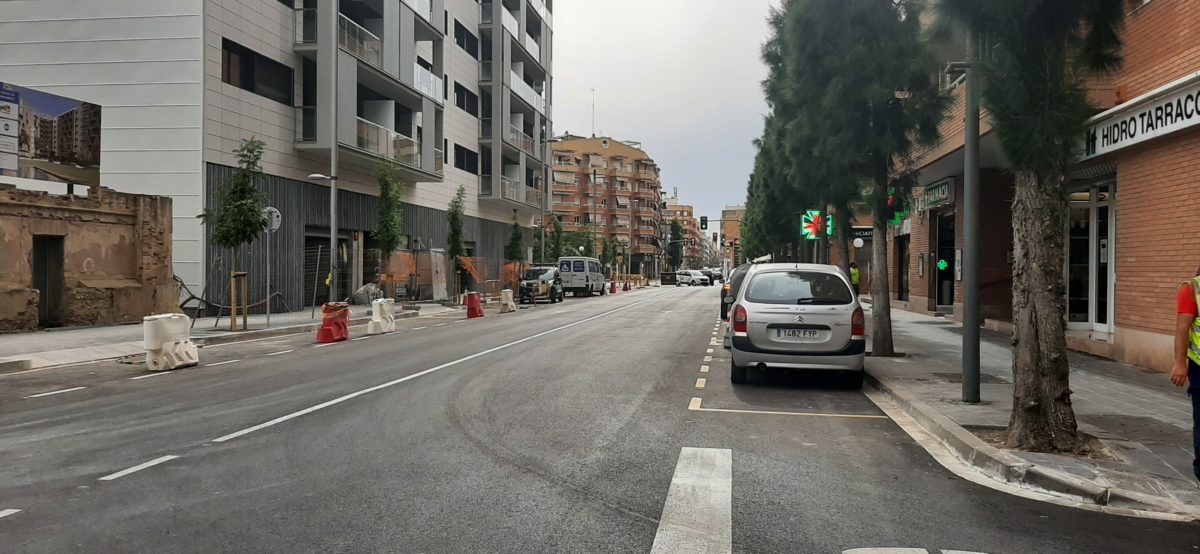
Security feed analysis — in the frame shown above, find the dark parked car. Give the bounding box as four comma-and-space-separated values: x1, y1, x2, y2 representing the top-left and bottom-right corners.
720, 263, 751, 320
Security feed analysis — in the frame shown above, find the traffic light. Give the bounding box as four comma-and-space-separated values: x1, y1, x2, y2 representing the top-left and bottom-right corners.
712, 232, 718, 242
700, 216, 708, 230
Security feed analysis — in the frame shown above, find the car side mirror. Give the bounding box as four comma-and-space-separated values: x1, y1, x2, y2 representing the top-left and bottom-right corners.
724, 295, 734, 303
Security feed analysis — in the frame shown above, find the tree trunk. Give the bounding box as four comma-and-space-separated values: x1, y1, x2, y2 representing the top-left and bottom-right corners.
1006, 169, 1083, 452
835, 200, 851, 278
870, 175, 895, 356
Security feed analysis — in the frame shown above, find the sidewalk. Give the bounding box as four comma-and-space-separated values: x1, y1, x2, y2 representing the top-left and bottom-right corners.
0, 303, 458, 372
866, 305, 1200, 518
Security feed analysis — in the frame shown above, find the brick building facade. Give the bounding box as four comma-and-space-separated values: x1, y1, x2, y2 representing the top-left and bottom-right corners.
888, 0, 1200, 371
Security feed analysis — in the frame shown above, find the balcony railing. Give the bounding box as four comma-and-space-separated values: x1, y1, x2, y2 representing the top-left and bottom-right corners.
500, 175, 519, 202
509, 71, 545, 113
526, 185, 544, 208
506, 124, 534, 154
480, 60, 493, 82
523, 34, 541, 61
501, 8, 519, 37
529, 0, 552, 27
356, 118, 421, 168
400, 0, 433, 24
294, 8, 317, 44
295, 106, 317, 142
433, 148, 444, 175
636, 169, 657, 179
339, 14, 382, 69
414, 63, 443, 101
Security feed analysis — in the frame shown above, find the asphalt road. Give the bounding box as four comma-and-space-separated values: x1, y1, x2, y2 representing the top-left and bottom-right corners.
0, 285, 1196, 553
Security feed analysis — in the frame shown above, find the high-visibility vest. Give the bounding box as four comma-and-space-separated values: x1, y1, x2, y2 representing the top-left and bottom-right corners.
1189, 276, 1200, 365
850, 267, 861, 285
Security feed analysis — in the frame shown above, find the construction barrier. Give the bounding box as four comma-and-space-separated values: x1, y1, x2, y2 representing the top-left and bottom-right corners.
500, 289, 517, 313
317, 302, 350, 343
367, 298, 396, 335
610, 281, 617, 294
143, 313, 199, 371
466, 292, 484, 318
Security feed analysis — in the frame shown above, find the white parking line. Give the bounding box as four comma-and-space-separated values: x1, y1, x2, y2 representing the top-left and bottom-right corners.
412, 327, 428, 330
703, 356, 712, 362
435, 323, 447, 327
98, 455, 179, 481
129, 372, 172, 380
351, 336, 370, 341
24, 386, 86, 399
265, 350, 293, 356
695, 378, 706, 389
204, 359, 241, 367
706, 348, 714, 354
0, 508, 20, 519
700, 365, 709, 373
312, 342, 337, 348
650, 447, 732, 554
211, 289, 680, 444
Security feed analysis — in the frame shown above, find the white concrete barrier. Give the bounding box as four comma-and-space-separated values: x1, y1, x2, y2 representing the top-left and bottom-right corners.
500, 289, 517, 313
143, 313, 199, 371
367, 298, 396, 335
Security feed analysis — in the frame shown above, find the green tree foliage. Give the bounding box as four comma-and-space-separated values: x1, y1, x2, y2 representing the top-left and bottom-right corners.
549, 218, 564, 261
667, 220, 685, 270
744, 0, 948, 355
447, 185, 466, 263
373, 160, 406, 257
939, 0, 1125, 452
199, 138, 269, 253
505, 212, 525, 262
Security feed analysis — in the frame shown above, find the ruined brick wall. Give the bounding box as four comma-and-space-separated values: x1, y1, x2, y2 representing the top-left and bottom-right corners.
0, 184, 176, 331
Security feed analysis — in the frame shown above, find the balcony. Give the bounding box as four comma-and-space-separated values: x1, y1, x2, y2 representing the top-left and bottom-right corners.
414, 64, 443, 101
523, 34, 541, 61
480, 60, 494, 82
400, 0, 433, 25
339, 14, 382, 70
529, 0, 552, 27
526, 186, 544, 209
501, 8, 519, 37
433, 148, 444, 175
294, 8, 317, 44
637, 169, 657, 180
480, 3, 493, 25
505, 124, 535, 155
355, 118, 421, 169
510, 71, 546, 113
295, 106, 317, 142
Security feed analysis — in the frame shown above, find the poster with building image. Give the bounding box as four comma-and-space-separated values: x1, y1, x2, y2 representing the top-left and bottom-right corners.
0, 81, 101, 187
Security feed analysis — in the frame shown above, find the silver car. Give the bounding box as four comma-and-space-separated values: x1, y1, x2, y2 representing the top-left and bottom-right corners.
726, 263, 865, 387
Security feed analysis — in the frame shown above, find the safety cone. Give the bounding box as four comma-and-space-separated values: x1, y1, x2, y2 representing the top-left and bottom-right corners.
609, 281, 617, 294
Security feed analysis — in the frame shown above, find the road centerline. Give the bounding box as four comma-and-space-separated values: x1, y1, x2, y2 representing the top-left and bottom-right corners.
98, 455, 180, 481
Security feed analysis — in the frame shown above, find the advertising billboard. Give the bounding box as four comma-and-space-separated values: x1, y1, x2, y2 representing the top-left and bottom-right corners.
0, 82, 101, 186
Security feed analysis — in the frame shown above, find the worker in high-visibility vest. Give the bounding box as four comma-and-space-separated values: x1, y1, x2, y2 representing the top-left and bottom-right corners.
1172, 268, 1200, 483
849, 261, 861, 294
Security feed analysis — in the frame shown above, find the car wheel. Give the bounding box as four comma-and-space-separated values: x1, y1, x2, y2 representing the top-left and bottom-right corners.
730, 360, 748, 384
843, 371, 864, 389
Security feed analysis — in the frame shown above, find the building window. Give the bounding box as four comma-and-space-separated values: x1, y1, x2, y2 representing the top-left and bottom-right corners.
453, 144, 479, 175
453, 83, 479, 117
454, 21, 479, 59
221, 39, 292, 105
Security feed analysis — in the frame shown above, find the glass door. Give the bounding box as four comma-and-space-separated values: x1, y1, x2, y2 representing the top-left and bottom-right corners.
1065, 183, 1115, 334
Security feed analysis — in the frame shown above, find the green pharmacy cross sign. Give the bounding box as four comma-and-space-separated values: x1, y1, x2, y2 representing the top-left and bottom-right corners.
937, 259, 949, 271
801, 210, 835, 241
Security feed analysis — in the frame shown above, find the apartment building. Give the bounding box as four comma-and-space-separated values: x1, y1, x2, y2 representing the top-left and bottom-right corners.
0, 0, 552, 309
663, 195, 701, 266
720, 204, 745, 273
888, 0, 1199, 370
550, 135, 664, 275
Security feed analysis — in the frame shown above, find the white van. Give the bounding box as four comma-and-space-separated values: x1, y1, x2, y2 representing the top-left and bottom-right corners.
558, 256, 607, 297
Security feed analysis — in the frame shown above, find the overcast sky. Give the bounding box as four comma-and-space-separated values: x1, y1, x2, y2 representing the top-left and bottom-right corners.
552, 0, 777, 223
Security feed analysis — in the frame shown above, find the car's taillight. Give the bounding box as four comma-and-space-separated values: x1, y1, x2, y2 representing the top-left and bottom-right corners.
722, 283, 731, 295
733, 305, 748, 333
852, 307, 865, 336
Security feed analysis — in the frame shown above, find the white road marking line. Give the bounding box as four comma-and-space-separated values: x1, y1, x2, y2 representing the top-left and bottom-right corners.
650, 447, 732, 554
700, 365, 709, 373
212, 289, 681, 443
204, 359, 241, 367
265, 350, 293, 356
0, 508, 21, 519
129, 372, 172, 380
24, 386, 86, 399
686, 397, 887, 420
412, 327, 428, 330
703, 355, 712, 362
312, 342, 337, 348
435, 323, 447, 327
695, 378, 706, 389
706, 348, 714, 354
453, 319, 467, 323
665, 310, 673, 313
351, 336, 370, 341
98, 455, 179, 481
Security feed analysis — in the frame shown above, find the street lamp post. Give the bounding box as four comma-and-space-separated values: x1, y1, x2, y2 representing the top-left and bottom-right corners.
308, 173, 339, 303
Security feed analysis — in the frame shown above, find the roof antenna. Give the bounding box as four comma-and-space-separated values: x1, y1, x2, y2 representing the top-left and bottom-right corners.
591, 88, 596, 137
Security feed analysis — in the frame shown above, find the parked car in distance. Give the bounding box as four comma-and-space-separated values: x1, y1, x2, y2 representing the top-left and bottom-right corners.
720, 263, 752, 320
676, 270, 710, 287
558, 256, 607, 297
519, 266, 564, 304
700, 269, 717, 283
726, 263, 865, 388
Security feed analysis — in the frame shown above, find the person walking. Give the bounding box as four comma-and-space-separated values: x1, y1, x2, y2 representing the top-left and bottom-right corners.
849, 261, 862, 294
1172, 268, 1200, 483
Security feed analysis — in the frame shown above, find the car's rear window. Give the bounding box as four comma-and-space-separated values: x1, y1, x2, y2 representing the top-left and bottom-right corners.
744, 271, 853, 305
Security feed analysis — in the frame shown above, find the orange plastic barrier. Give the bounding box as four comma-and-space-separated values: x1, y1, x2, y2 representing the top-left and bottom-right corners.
609, 281, 617, 294
466, 292, 484, 319
317, 302, 350, 343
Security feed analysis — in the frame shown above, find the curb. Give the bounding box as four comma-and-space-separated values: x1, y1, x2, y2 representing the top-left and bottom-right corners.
0, 358, 33, 373
864, 368, 1195, 519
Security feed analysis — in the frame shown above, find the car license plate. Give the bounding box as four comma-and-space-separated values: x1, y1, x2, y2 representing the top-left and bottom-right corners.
777, 329, 820, 339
